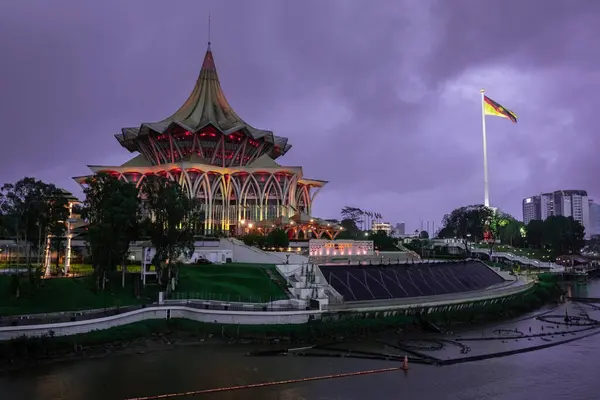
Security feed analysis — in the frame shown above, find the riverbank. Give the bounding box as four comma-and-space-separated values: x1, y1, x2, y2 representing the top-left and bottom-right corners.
0, 282, 563, 372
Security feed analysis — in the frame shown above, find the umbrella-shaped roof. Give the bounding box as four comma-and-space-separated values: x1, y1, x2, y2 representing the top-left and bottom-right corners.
290, 212, 315, 224
253, 214, 343, 231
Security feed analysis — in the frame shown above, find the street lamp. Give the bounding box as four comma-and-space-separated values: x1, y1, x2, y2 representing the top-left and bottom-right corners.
466, 234, 472, 258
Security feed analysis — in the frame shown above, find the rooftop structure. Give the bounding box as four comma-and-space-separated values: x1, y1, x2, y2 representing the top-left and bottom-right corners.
74, 43, 326, 233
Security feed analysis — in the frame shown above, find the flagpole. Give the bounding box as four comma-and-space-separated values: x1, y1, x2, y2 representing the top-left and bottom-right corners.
480, 88, 490, 208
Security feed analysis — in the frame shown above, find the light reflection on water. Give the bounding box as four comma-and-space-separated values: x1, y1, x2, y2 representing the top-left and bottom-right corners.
3, 281, 600, 400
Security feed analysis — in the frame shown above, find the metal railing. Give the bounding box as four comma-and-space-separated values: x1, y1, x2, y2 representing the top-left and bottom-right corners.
0, 304, 148, 327
470, 248, 559, 269
161, 300, 309, 312
167, 291, 288, 304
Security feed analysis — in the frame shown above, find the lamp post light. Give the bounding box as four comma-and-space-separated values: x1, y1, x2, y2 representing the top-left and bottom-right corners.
466, 234, 472, 258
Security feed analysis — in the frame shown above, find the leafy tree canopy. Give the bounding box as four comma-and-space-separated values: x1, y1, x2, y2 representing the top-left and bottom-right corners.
340, 206, 363, 226
369, 230, 398, 251
82, 173, 140, 290
241, 232, 266, 247
337, 218, 361, 239
438, 205, 493, 240
524, 216, 584, 255
437, 204, 515, 242
0, 178, 70, 272
139, 175, 195, 291
266, 228, 289, 249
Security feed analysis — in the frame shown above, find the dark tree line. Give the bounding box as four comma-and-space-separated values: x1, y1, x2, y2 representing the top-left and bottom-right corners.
241, 229, 290, 249
82, 173, 200, 292
1, 174, 204, 293
524, 216, 584, 255
331, 206, 398, 251
437, 204, 585, 256
0, 178, 70, 278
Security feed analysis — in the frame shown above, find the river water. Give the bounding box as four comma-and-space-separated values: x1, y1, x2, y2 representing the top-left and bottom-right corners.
2, 281, 600, 400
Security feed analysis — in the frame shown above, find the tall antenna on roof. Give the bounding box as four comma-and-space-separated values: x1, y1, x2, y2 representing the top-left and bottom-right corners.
207, 14, 212, 50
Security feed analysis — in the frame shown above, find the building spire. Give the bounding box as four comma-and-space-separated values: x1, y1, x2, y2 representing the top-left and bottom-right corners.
207, 14, 211, 51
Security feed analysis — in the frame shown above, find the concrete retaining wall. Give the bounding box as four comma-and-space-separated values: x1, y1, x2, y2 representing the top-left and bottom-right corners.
0, 306, 320, 341
0, 279, 536, 341
219, 238, 288, 264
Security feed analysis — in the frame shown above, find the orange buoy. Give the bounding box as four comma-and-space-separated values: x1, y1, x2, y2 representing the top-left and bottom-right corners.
401, 356, 410, 371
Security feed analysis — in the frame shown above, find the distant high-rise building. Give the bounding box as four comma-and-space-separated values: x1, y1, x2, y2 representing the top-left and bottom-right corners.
540, 192, 554, 220
372, 221, 392, 235
522, 190, 590, 238
589, 200, 600, 237
394, 222, 405, 236
522, 196, 542, 225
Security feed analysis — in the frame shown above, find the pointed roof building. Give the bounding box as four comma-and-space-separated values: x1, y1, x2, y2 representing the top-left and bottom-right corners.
115, 44, 291, 166
73, 40, 328, 232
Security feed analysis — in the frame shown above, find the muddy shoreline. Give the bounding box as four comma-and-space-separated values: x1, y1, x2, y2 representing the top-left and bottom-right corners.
0, 334, 223, 374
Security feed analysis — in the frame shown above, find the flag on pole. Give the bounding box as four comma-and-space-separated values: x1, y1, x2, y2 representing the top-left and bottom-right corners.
483, 95, 518, 123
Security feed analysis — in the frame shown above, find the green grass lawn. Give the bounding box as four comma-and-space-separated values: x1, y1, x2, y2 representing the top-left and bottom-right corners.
0, 274, 155, 316
175, 263, 288, 303
0, 263, 289, 315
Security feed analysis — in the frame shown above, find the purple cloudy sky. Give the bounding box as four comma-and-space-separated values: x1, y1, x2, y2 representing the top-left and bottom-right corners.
0, 0, 598, 233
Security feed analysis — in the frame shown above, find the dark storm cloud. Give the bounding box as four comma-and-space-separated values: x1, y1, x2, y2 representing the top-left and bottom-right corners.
0, 0, 598, 232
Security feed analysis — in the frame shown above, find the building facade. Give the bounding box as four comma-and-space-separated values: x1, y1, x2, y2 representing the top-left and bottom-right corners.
589, 200, 600, 237
394, 222, 406, 236
74, 45, 326, 233
522, 196, 542, 225
522, 190, 590, 238
371, 221, 392, 235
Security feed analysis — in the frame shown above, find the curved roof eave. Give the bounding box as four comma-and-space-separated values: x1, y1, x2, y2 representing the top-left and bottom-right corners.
116, 45, 294, 152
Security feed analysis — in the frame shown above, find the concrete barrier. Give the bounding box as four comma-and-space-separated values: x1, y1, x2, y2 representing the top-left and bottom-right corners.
0, 306, 321, 341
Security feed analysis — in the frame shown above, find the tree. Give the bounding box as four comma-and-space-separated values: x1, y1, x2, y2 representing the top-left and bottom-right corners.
82, 173, 140, 291
370, 230, 398, 251
498, 219, 525, 247
140, 175, 195, 293
439, 205, 495, 240
436, 226, 453, 239
337, 218, 361, 239
0, 202, 9, 238
266, 228, 289, 249
0, 178, 69, 278
419, 230, 429, 239
241, 232, 266, 247
438, 204, 517, 255
46, 191, 70, 275
189, 201, 206, 236
542, 215, 585, 255
525, 219, 545, 249
340, 206, 363, 229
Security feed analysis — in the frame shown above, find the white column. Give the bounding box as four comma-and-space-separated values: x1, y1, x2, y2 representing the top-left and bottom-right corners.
480, 89, 490, 208
64, 202, 73, 274
44, 235, 52, 277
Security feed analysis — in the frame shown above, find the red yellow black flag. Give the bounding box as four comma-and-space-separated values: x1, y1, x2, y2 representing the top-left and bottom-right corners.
483, 95, 517, 123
